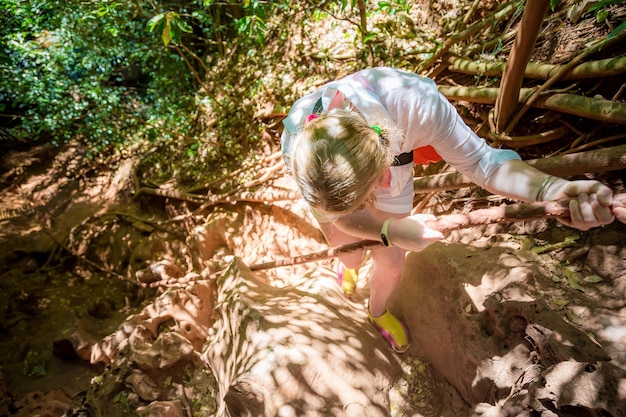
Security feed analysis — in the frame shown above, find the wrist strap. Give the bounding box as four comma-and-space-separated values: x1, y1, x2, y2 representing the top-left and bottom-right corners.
380, 218, 394, 247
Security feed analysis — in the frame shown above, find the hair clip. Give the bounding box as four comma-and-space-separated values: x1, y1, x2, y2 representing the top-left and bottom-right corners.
371, 125, 382, 135
305, 114, 318, 124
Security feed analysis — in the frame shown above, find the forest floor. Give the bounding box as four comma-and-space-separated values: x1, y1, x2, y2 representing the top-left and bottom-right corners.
0, 1, 626, 417
0, 140, 624, 417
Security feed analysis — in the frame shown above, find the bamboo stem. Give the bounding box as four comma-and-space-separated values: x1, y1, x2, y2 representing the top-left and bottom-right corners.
439, 85, 626, 125
447, 55, 626, 80
503, 28, 626, 134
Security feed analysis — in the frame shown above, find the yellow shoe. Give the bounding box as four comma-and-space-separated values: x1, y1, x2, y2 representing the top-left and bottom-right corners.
338, 263, 358, 295
368, 309, 410, 353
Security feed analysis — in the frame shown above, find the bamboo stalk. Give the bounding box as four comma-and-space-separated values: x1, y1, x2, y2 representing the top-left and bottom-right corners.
495, 126, 570, 148
439, 85, 626, 125
416, 0, 523, 73
503, 27, 626, 134
534, 93, 626, 125
447, 55, 626, 80
463, 0, 482, 25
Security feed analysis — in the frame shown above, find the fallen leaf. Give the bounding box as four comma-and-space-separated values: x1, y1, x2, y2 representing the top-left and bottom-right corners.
551, 297, 569, 307
583, 274, 603, 283
565, 267, 585, 292
565, 308, 581, 325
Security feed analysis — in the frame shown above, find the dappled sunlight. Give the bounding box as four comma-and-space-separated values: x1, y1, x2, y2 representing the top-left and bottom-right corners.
595, 314, 626, 344
463, 263, 537, 313
544, 362, 602, 403
394, 235, 626, 412
197, 258, 408, 415
581, 309, 626, 366
472, 343, 540, 393
2, 143, 623, 414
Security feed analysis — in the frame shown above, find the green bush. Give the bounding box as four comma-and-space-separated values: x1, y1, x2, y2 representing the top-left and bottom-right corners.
0, 1, 236, 152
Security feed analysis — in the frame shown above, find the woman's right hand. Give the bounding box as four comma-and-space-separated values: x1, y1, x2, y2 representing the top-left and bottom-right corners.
388, 214, 444, 252
543, 179, 616, 231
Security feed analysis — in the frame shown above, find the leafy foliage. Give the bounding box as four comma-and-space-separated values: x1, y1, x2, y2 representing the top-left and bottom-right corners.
0, 0, 197, 151
0, 0, 277, 160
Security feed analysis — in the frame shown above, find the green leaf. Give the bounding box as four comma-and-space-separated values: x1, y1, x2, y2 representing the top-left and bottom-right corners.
162, 19, 171, 46
565, 308, 580, 325
107, 27, 119, 37
583, 274, 603, 283
550, 0, 559, 12
363, 33, 377, 43
170, 23, 181, 45
256, 17, 267, 32
187, 142, 199, 156
147, 13, 165, 32
173, 15, 193, 33
552, 297, 569, 307
596, 9, 609, 23
589, 0, 623, 13
565, 268, 585, 292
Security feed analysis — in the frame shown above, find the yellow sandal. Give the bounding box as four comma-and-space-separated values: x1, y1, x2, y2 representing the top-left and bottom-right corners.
368, 309, 410, 353
337, 263, 358, 295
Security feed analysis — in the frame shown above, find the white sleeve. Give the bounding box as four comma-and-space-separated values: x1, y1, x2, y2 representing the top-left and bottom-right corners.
433, 107, 521, 186
386, 82, 520, 186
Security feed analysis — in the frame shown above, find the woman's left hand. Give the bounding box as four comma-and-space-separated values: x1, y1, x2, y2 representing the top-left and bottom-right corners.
545, 179, 615, 230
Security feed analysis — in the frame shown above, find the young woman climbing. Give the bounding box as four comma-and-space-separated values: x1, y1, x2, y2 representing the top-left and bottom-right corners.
280, 67, 621, 353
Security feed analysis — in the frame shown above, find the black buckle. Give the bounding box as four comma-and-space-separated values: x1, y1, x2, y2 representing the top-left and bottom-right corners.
392, 151, 413, 166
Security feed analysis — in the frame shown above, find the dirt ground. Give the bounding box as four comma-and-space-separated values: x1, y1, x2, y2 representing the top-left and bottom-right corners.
0, 139, 624, 416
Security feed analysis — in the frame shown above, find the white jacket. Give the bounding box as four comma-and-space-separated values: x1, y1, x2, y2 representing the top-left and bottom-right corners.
281, 67, 520, 198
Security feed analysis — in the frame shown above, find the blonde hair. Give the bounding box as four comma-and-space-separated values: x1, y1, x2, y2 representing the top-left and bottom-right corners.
291, 109, 393, 216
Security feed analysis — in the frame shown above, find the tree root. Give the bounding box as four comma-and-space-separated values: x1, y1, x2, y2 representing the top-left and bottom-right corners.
246, 193, 626, 272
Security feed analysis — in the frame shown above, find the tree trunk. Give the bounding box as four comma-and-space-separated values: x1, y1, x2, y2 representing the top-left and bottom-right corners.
494, 0, 550, 134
